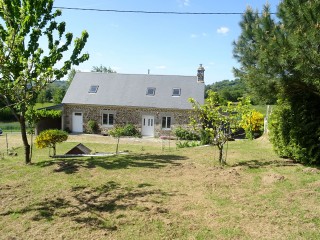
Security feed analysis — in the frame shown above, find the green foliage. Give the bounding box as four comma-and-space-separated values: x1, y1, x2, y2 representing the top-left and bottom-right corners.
109, 124, 141, 138
0, 107, 15, 121
122, 124, 141, 137
176, 140, 200, 148
109, 127, 125, 138
35, 129, 68, 156
174, 127, 200, 141
233, 1, 320, 164
86, 120, 99, 134
189, 91, 248, 164
0, 0, 89, 163
91, 65, 116, 73
66, 68, 79, 87
52, 86, 66, 104
240, 110, 264, 139
0, 121, 20, 132
199, 129, 211, 145
269, 100, 320, 164
109, 124, 141, 154
233, 5, 278, 105
35, 109, 61, 119
36, 81, 68, 104
25, 109, 61, 132
205, 79, 248, 102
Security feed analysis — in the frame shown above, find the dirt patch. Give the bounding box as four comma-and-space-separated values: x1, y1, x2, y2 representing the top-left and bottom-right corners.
302, 167, 320, 174
262, 173, 286, 185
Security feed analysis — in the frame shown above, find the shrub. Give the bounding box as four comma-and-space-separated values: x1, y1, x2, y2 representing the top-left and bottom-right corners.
86, 120, 99, 134
122, 124, 141, 137
200, 129, 211, 145
269, 100, 320, 164
35, 129, 68, 156
174, 127, 200, 141
240, 110, 264, 139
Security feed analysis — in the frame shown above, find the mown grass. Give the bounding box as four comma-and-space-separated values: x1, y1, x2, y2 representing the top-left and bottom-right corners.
0, 134, 319, 239
251, 104, 273, 116
34, 102, 56, 109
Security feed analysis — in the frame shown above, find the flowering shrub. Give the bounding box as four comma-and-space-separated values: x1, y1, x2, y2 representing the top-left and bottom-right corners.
35, 129, 68, 156
240, 110, 264, 139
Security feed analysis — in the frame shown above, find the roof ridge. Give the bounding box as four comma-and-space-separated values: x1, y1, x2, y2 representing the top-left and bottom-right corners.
77, 72, 196, 78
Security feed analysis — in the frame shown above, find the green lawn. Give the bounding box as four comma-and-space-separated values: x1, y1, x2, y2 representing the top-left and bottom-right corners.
0, 134, 319, 239
34, 102, 57, 109
0, 121, 20, 132
251, 105, 273, 116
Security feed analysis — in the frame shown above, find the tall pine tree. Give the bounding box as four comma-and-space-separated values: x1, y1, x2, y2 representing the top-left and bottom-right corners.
233, 0, 320, 164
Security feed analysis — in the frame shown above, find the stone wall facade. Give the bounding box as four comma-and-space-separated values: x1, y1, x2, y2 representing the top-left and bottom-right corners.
63, 104, 193, 137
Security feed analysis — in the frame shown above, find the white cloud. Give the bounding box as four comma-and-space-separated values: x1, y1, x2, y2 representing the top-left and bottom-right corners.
217, 27, 230, 35
202, 32, 207, 37
190, 34, 198, 38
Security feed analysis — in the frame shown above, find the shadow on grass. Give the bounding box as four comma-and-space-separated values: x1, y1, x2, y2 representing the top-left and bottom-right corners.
232, 159, 299, 168
34, 153, 187, 174
0, 181, 173, 231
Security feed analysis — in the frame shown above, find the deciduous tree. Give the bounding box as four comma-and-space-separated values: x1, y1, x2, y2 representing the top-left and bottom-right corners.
0, 0, 89, 164
189, 91, 247, 164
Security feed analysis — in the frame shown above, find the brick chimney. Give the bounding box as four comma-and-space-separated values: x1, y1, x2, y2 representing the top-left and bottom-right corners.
197, 64, 205, 83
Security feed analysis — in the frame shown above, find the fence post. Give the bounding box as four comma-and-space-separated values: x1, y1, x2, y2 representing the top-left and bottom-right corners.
6, 133, 9, 155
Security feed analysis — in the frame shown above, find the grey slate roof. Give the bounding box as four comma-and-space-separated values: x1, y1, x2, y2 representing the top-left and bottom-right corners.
62, 72, 204, 110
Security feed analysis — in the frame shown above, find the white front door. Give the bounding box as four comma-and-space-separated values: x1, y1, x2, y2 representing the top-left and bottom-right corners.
141, 115, 154, 136
72, 112, 83, 133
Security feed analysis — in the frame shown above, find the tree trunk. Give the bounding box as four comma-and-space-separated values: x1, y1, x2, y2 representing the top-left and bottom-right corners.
116, 137, 120, 154
19, 115, 31, 164
52, 145, 56, 156
218, 144, 225, 165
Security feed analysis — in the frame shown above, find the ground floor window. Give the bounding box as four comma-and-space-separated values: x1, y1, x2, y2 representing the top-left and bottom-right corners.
102, 112, 114, 126
162, 116, 171, 129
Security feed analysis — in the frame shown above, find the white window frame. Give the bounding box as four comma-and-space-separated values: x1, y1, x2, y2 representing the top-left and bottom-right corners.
172, 88, 181, 97
101, 110, 115, 126
146, 87, 156, 96
162, 116, 172, 130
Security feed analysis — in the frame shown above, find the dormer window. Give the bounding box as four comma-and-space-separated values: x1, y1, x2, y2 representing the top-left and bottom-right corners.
88, 85, 99, 93
146, 87, 156, 96
172, 88, 181, 97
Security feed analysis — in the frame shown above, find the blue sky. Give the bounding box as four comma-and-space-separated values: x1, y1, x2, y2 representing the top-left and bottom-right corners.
53, 0, 280, 84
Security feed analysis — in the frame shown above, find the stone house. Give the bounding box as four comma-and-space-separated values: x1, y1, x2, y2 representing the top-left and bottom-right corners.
61, 65, 205, 137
